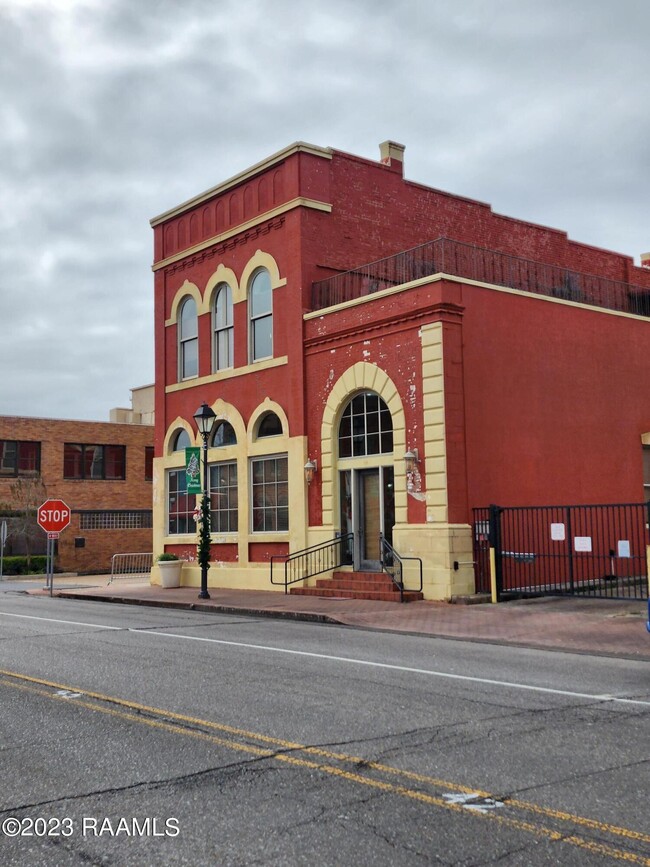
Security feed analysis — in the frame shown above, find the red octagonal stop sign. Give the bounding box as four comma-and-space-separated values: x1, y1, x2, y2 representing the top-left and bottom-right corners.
37, 499, 71, 533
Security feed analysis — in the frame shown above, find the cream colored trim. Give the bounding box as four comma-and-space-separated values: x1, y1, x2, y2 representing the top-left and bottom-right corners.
163, 417, 197, 454
320, 362, 407, 528
150, 143, 332, 226
247, 398, 290, 451
166, 280, 202, 326
420, 323, 448, 524
153, 198, 332, 271
641, 433, 650, 445
165, 356, 288, 394
204, 265, 239, 313
304, 272, 650, 322
239, 250, 286, 302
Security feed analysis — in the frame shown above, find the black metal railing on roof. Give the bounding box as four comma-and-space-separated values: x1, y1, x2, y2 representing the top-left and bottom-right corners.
311, 237, 650, 317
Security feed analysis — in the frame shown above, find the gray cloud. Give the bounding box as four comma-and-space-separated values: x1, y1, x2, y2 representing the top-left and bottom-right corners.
1, 0, 648, 419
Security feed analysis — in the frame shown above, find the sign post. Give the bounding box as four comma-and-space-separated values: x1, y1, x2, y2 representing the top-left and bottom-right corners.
37, 499, 71, 596
0, 520, 7, 581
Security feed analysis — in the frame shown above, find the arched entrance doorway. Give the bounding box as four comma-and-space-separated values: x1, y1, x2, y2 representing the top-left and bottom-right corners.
337, 391, 395, 570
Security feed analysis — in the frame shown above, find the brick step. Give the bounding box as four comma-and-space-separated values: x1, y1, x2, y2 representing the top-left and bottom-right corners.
290, 587, 424, 602
318, 578, 400, 592
331, 571, 387, 583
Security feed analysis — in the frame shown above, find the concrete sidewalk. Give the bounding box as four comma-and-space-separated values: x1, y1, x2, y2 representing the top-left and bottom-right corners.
27, 577, 650, 660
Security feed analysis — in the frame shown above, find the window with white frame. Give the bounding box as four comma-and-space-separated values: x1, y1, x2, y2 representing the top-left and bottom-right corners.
213, 283, 233, 371
251, 455, 288, 532
249, 268, 272, 362
178, 296, 198, 380
209, 462, 238, 532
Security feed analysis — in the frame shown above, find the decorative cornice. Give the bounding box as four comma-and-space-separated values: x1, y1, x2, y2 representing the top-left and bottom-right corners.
304, 302, 464, 350
153, 197, 332, 273
150, 142, 332, 226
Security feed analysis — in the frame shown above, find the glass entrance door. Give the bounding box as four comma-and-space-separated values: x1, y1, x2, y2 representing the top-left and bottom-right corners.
339, 467, 395, 571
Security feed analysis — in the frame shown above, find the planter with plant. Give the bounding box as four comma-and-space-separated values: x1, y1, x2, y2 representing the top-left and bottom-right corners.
157, 552, 183, 588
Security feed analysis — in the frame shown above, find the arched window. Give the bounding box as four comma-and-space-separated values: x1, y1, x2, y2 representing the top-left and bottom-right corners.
178, 297, 198, 380
172, 429, 191, 451
338, 392, 393, 458
211, 420, 237, 447
257, 412, 282, 438
213, 283, 233, 371
249, 269, 272, 362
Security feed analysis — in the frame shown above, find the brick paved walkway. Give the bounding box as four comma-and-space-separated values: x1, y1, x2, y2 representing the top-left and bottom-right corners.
31, 578, 650, 660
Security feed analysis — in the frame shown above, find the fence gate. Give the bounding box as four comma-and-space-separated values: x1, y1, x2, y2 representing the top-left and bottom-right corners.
473, 503, 650, 601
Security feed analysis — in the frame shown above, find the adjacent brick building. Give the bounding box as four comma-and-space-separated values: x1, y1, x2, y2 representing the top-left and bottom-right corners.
151, 141, 650, 599
0, 414, 153, 573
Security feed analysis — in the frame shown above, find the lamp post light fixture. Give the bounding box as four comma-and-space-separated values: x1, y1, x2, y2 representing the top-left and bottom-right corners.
404, 448, 419, 474
193, 402, 217, 599
304, 458, 317, 485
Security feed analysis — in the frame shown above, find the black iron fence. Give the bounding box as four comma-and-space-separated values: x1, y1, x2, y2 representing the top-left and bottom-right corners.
473, 503, 650, 601
312, 236, 650, 317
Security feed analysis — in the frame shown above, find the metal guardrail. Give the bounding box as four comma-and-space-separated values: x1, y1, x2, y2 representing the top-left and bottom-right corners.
379, 534, 423, 603
311, 236, 650, 317
270, 534, 354, 594
108, 552, 153, 584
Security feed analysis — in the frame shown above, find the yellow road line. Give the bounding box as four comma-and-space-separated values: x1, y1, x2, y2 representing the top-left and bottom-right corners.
2, 668, 648, 864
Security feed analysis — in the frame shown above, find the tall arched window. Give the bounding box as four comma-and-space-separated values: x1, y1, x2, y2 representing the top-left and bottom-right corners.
178, 297, 198, 380
338, 392, 393, 458
213, 283, 233, 371
249, 268, 272, 362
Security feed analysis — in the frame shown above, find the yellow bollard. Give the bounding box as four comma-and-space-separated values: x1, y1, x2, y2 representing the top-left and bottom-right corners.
489, 547, 498, 604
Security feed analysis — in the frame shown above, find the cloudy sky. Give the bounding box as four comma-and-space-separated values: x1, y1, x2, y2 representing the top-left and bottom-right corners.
1, 0, 648, 421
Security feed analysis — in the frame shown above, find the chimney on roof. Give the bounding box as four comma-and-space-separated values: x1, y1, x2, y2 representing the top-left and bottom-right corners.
641, 252, 650, 269
379, 140, 405, 174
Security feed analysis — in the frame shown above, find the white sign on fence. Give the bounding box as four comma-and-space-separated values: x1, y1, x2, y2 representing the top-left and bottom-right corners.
617, 540, 631, 558
550, 523, 566, 541
574, 536, 593, 552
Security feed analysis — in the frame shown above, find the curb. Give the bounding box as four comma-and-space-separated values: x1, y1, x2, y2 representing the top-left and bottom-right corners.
54, 591, 343, 625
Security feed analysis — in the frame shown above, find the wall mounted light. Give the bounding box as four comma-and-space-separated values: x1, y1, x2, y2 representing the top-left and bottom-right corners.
404, 448, 419, 474
304, 458, 317, 484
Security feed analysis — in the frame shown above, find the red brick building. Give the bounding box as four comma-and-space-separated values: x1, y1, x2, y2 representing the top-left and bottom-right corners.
151, 141, 650, 599
0, 415, 153, 573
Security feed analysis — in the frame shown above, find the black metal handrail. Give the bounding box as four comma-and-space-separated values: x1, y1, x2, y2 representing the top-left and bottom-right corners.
379, 534, 423, 603
270, 533, 354, 594
311, 236, 650, 318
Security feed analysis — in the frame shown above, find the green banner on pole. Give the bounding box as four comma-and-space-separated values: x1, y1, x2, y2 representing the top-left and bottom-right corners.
185, 447, 202, 494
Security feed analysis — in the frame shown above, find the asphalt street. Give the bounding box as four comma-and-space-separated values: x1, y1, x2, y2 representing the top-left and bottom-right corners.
0, 592, 648, 866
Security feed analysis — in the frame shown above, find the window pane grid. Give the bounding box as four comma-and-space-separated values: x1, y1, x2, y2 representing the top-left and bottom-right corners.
338, 392, 394, 458
209, 461, 238, 533
80, 511, 153, 530
251, 456, 288, 532
168, 469, 193, 535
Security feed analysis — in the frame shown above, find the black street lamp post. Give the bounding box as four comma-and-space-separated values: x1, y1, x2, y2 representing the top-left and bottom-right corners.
193, 402, 217, 599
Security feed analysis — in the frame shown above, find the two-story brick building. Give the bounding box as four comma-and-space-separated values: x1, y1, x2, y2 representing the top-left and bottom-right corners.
151, 141, 650, 599
0, 410, 153, 573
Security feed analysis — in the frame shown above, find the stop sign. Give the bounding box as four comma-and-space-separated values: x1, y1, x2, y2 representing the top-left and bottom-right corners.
37, 499, 71, 533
